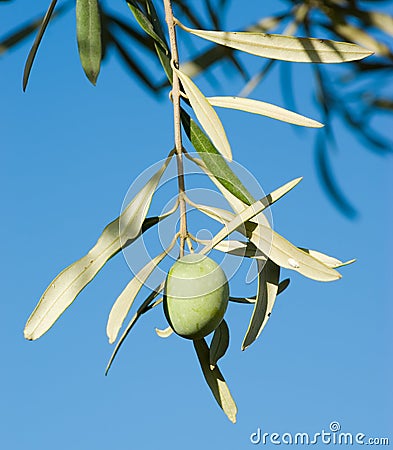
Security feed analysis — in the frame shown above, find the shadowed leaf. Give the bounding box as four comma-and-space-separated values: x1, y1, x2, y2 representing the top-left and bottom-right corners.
229, 278, 290, 304
209, 319, 229, 369
175, 68, 232, 161
155, 326, 173, 338
107, 234, 178, 344
193, 338, 237, 423
176, 20, 373, 63
76, 0, 102, 85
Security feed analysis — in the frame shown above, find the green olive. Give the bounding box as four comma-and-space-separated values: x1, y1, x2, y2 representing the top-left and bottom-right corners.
164, 253, 229, 340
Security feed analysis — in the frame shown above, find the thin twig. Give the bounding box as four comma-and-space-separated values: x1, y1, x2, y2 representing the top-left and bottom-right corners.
163, 0, 188, 257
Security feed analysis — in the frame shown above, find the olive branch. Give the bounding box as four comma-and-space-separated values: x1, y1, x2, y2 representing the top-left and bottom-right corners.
22, 0, 370, 422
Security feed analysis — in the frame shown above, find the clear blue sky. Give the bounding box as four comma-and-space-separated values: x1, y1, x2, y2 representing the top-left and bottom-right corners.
1, 2, 392, 449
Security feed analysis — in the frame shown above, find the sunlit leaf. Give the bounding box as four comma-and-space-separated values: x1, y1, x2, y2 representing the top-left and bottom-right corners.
76, 0, 102, 85
209, 319, 229, 369
105, 289, 164, 374
242, 260, 280, 350
155, 326, 173, 338
190, 178, 341, 281
176, 20, 373, 63
23, 0, 58, 91
199, 189, 293, 255
229, 278, 290, 304
175, 68, 232, 161
193, 338, 237, 423
126, 0, 168, 54
207, 96, 323, 128
107, 234, 178, 344
24, 158, 174, 341
299, 248, 355, 268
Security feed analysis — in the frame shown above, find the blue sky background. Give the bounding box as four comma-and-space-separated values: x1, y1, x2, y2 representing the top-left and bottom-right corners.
1, 1, 392, 449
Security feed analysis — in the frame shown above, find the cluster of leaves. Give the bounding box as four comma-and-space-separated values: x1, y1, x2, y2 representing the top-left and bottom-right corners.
20, 0, 370, 422
1, 0, 392, 215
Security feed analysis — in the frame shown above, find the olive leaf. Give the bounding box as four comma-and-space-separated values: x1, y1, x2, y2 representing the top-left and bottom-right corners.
176, 20, 373, 63
76, 0, 102, 85
207, 96, 323, 128
23, 0, 58, 91
213, 240, 266, 260
181, 110, 254, 205
193, 338, 237, 423
106, 288, 164, 374
188, 180, 342, 281
299, 248, 356, 268
329, 21, 391, 57
199, 192, 285, 255
230, 278, 290, 303
107, 233, 178, 344
175, 68, 232, 161
24, 158, 174, 341
247, 224, 341, 281
145, 0, 173, 83
155, 326, 173, 338
209, 319, 229, 369
362, 11, 393, 37
241, 259, 280, 350
190, 177, 302, 226
185, 152, 254, 214
126, 0, 168, 54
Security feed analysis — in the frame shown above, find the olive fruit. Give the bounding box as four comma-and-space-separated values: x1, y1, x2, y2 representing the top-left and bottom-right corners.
164, 253, 229, 340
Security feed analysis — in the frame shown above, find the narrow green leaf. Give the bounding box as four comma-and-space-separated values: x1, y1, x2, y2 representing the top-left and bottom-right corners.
241, 260, 280, 350
208, 96, 323, 128
155, 326, 173, 338
105, 288, 164, 374
209, 319, 229, 369
126, 0, 168, 54
193, 338, 237, 423
175, 68, 232, 161
176, 20, 373, 63
76, 0, 102, 85
230, 278, 290, 303
107, 234, 178, 344
181, 109, 254, 205
24, 159, 174, 341
23, 0, 58, 91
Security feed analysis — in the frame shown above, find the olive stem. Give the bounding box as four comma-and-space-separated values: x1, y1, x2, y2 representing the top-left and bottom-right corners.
163, 0, 188, 257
